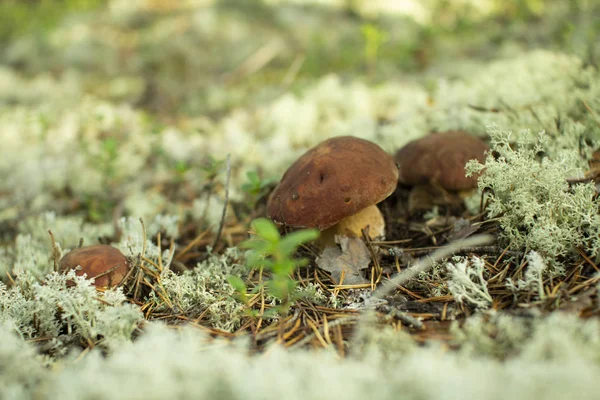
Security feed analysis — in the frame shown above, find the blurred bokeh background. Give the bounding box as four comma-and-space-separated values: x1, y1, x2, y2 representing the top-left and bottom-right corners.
0, 0, 598, 233
1, 0, 597, 116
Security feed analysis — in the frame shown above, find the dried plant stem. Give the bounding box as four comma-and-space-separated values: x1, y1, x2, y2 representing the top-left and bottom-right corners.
289, 316, 359, 349
212, 154, 232, 249
48, 230, 61, 272
372, 234, 493, 301
351, 234, 493, 349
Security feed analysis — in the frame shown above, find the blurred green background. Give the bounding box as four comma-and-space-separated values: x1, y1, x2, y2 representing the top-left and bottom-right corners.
1, 0, 597, 118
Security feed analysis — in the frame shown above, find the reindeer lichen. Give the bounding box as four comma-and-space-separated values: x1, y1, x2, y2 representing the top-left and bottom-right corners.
0, 270, 142, 353
446, 255, 493, 309
466, 124, 600, 264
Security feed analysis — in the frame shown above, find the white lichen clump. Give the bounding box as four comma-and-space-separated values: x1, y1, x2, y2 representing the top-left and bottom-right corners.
446, 255, 492, 309
148, 247, 247, 332
0, 270, 142, 354
1, 312, 600, 400
467, 124, 600, 264
505, 251, 548, 300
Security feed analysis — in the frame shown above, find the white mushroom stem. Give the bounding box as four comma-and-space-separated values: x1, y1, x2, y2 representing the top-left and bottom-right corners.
315, 204, 385, 250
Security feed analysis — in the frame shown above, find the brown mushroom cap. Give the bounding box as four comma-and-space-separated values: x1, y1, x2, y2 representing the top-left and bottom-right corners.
267, 136, 399, 230
395, 131, 489, 190
59, 244, 130, 288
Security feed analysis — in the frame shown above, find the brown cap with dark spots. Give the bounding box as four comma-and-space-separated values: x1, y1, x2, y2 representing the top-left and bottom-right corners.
59, 244, 130, 288
395, 131, 489, 190
266, 136, 399, 230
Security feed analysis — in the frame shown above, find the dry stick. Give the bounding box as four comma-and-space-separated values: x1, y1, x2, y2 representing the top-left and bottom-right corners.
372, 234, 493, 301
223, 40, 281, 84
281, 53, 305, 88
212, 154, 232, 249
289, 315, 359, 350
350, 234, 494, 349
581, 99, 600, 128
401, 245, 523, 259
291, 235, 492, 349
389, 308, 423, 329
47, 230, 61, 272
175, 229, 210, 260
132, 218, 149, 301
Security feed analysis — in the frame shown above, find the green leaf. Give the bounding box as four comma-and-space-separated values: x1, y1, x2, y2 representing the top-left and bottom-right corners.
245, 252, 275, 270
101, 137, 118, 158
271, 258, 295, 275
247, 170, 260, 185
259, 177, 276, 189
239, 238, 272, 253
251, 218, 280, 242
279, 229, 320, 256
262, 308, 281, 318
295, 257, 310, 268
250, 283, 264, 294
266, 279, 288, 300
226, 275, 247, 294
174, 160, 188, 174
241, 171, 261, 194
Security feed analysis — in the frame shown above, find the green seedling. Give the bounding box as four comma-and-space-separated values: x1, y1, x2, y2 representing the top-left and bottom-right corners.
241, 170, 275, 208
228, 218, 319, 316
100, 137, 119, 178
201, 155, 225, 181
361, 23, 387, 72
173, 160, 190, 183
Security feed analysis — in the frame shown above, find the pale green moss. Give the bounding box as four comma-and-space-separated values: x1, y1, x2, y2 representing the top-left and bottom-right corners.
0, 270, 142, 353
0, 323, 49, 400
505, 251, 548, 299
0, 313, 596, 400
452, 311, 600, 364
146, 247, 246, 332
446, 255, 493, 309
467, 124, 600, 264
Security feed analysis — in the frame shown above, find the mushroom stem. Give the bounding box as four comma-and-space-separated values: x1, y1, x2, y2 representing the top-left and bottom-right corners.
315, 205, 385, 250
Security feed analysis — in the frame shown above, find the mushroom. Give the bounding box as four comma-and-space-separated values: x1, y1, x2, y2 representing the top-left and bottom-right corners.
59, 244, 130, 289
395, 131, 489, 191
266, 136, 398, 248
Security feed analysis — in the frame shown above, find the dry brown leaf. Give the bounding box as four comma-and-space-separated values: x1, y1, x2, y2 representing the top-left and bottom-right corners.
316, 236, 371, 285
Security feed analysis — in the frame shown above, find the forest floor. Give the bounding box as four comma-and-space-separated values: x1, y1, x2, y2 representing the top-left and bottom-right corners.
1, 1, 600, 399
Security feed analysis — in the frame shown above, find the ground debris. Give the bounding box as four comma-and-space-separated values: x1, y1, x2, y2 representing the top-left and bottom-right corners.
316, 236, 371, 285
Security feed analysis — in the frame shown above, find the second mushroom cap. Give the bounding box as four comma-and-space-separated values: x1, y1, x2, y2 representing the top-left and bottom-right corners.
59, 244, 130, 289
395, 131, 489, 191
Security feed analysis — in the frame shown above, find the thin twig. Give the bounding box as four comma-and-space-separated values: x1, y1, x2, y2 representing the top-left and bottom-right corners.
48, 230, 61, 272
581, 99, 600, 128
212, 154, 232, 249
351, 234, 493, 349
281, 53, 305, 88
289, 316, 359, 349
399, 245, 522, 259
175, 229, 210, 261
373, 235, 493, 301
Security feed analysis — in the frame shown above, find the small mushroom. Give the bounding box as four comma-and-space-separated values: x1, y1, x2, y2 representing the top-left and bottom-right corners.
395, 131, 489, 191
266, 136, 398, 248
59, 245, 130, 289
